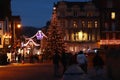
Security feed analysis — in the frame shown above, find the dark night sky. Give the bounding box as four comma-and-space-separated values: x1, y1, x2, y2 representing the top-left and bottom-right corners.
11, 0, 90, 28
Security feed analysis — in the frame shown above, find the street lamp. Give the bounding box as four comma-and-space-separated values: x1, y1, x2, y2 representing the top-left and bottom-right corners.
17, 24, 21, 29
12, 23, 22, 49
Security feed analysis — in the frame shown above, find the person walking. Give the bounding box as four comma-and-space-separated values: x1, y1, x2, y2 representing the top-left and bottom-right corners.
61, 51, 68, 74
52, 51, 60, 77
92, 51, 104, 76
77, 51, 88, 74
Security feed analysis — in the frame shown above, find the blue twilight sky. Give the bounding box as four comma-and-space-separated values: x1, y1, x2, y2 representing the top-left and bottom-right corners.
11, 0, 90, 28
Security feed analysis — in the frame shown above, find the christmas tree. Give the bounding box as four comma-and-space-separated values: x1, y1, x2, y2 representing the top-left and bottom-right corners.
44, 6, 65, 59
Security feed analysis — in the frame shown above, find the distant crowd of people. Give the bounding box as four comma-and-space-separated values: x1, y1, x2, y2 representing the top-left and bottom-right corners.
12, 48, 42, 64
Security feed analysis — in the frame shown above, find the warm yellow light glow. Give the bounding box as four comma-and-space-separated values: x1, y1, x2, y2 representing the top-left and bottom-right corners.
71, 31, 88, 41
78, 31, 83, 40
70, 46, 74, 52
73, 21, 77, 28
71, 33, 75, 41
82, 21, 85, 27
83, 33, 87, 40
88, 21, 92, 28
95, 21, 98, 28
111, 12, 115, 19
3, 33, 11, 38
17, 24, 21, 28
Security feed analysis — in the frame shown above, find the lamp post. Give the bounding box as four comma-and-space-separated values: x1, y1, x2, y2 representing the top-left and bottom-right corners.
12, 23, 22, 49
17, 24, 22, 39
16, 24, 22, 48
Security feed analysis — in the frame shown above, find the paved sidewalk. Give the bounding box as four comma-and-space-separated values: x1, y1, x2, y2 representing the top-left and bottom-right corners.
61, 65, 111, 80
87, 67, 111, 80
0, 62, 111, 80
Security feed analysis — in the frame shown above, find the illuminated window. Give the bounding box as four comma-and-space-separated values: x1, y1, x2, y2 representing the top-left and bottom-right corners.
88, 21, 92, 28
78, 31, 83, 41
88, 34, 91, 40
95, 21, 98, 28
83, 33, 88, 41
75, 33, 79, 41
111, 12, 115, 19
77, 31, 88, 41
71, 33, 75, 41
82, 21, 85, 27
92, 34, 95, 41
70, 46, 74, 52
73, 21, 78, 28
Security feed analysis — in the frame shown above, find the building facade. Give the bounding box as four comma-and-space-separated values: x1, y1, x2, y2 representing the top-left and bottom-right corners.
49, 1, 100, 54
0, 0, 12, 49
0, 0, 21, 52
92, 0, 120, 49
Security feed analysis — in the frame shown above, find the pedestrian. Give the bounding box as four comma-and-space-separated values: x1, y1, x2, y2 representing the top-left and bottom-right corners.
61, 51, 68, 74
52, 50, 60, 77
62, 55, 89, 80
14, 51, 18, 62
92, 51, 104, 76
77, 51, 88, 74
18, 53, 21, 63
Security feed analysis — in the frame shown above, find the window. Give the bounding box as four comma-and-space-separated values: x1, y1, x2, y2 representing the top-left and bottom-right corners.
87, 12, 93, 17
73, 21, 78, 28
111, 12, 115, 19
82, 21, 85, 28
95, 21, 98, 28
78, 31, 83, 41
105, 22, 109, 30
88, 21, 92, 28
73, 11, 77, 17
71, 33, 75, 41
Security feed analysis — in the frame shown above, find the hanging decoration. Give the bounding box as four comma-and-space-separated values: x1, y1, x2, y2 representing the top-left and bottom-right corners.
28, 30, 47, 40
23, 30, 47, 47
36, 30, 47, 40
24, 38, 40, 46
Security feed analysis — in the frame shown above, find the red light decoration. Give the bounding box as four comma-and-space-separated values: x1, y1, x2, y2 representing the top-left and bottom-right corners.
100, 40, 120, 45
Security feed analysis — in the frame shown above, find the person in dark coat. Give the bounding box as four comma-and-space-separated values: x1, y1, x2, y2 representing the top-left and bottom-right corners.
92, 51, 104, 75
52, 51, 60, 77
61, 51, 68, 74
